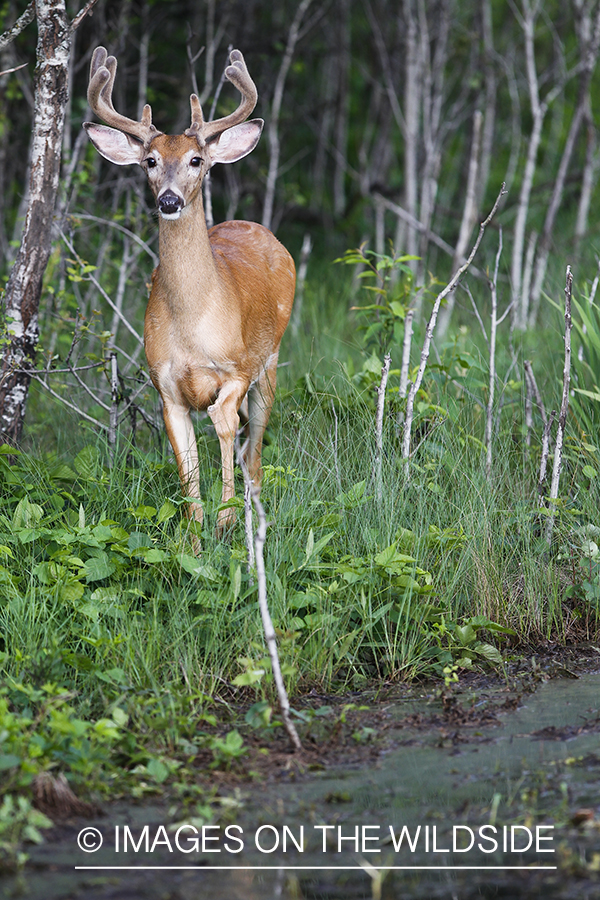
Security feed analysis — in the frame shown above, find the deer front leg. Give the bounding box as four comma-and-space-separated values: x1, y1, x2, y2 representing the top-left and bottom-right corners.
162, 400, 203, 551
207, 380, 247, 536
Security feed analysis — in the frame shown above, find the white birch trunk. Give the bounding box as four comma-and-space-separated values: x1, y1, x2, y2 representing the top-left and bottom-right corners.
0, 0, 71, 444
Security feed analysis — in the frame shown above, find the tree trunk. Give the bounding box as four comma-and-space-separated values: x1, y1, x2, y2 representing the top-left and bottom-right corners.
0, 0, 70, 445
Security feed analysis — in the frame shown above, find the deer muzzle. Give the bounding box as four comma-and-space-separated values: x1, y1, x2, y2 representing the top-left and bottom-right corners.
158, 189, 184, 219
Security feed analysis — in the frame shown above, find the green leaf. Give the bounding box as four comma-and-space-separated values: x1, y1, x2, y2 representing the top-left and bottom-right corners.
128, 531, 152, 551
179, 556, 220, 580
60, 580, 85, 603
245, 700, 272, 728
74, 445, 101, 479
336, 480, 367, 509
146, 758, 170, 784
143, 548, 167, 563
231, 564, 242, 601
84, 552, 115, 583
232, 669, 265, 686
156, 500, 177, 524
474, 642, 504, 665
111, 707, 129, 727
0, 754, 21, 771
13, 498, 44, 528
130, 505, 157, 520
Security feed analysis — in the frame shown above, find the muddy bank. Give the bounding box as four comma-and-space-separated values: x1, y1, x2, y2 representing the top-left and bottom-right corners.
2, 649, 600, 900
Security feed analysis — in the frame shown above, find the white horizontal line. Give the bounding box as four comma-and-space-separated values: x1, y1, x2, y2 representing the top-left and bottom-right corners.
75, 865, 558, 871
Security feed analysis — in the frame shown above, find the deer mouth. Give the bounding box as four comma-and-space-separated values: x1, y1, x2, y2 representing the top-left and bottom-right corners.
158, 189, 184, 219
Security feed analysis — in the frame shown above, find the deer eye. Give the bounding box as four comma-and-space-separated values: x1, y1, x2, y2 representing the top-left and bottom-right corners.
190, 157, 202, 168
145, 157, 157, 168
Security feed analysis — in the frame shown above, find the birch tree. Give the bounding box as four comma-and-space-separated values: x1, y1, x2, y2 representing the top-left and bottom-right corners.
0, 0, 97, 445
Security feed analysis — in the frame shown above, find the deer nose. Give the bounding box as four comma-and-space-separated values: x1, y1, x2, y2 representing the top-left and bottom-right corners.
158, 190, 184, 216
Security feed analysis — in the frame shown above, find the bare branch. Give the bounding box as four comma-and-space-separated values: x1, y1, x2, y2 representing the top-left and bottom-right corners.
0, 62, 28, 77
0, 2, 34, 51
401, 184, 506, 475
59, 230, 144, 347
373, 192, 484, 278
70, 0, 100, 33
28, 372, 108, 432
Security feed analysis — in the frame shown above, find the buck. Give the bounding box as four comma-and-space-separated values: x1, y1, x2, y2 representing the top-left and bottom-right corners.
83, 47, 295, 549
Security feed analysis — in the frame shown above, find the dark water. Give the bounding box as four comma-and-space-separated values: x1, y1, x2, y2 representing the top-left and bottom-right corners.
2, 673, 599, 899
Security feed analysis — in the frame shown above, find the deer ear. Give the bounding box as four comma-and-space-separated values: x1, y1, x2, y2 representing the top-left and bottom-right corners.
208, 119, 263, 166
83, 123, 145, 166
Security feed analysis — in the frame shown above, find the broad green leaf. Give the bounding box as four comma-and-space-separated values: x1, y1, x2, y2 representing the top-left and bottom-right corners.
84, 552, 115, 583
157, 499, 177, 523
74, 445, 101, 479
128, 531, 152, 551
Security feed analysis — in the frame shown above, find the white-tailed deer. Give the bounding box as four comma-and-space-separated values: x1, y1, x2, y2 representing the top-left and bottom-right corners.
84, 47, 295, 549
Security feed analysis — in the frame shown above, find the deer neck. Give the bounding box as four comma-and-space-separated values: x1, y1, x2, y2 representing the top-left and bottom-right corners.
156, 194, 220, 312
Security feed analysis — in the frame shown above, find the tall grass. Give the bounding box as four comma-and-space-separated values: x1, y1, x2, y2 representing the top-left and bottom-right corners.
1, 261, 599, 723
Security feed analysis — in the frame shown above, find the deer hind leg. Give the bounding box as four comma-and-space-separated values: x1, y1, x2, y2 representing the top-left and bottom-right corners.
207, 379, 248, 536
162, 400, 203, 552
245, 354, 278, 490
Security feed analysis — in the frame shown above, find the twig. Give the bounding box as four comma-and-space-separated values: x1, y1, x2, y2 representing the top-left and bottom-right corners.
401, 184, 506, 476
291, 233, 312, 338
523, 359, 549, 427
0, 62, 28, 77
234, 436, 302, 753
70, 213, 158, 265
70, 0, 100, 32
373, 192, 483, 279
545, 266, 573, 545
262, 0, 313, 231
524, 363, 534, 447
60, 229, 144, 346
243, 481, 255, 578
28, 373, 108, 431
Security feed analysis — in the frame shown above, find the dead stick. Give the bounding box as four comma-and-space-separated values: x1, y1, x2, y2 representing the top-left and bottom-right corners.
402, 184, 506, 475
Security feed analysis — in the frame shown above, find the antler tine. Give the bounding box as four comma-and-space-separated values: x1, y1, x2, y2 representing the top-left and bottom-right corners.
200, 49, 258, 142
87, 46, 161, 148
185, 94, 206, 146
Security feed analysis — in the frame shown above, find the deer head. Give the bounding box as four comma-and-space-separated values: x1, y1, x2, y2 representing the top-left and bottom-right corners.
83, 47, 264, 219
